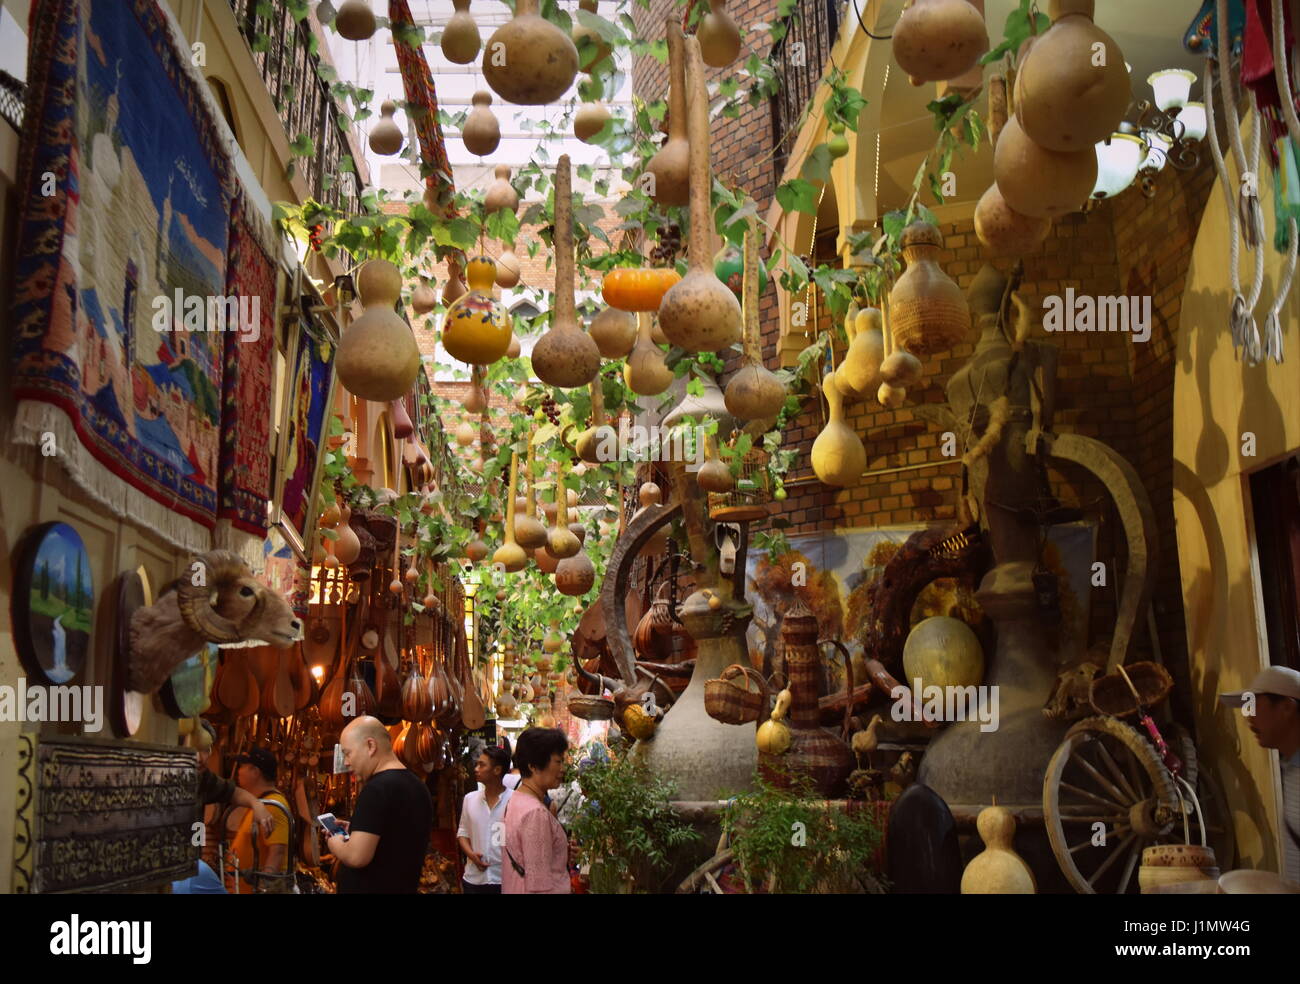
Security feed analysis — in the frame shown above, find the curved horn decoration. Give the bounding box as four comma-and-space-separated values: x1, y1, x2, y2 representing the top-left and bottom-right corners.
175, 550, 247, 642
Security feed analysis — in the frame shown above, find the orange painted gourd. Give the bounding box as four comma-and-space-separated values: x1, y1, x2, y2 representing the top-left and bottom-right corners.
442, 257, 511, 365
602, 267, 681, 312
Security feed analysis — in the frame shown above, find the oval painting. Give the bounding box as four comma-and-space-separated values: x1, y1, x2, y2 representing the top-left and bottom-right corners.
159, 643, 216, 719
13, 522, 93, 685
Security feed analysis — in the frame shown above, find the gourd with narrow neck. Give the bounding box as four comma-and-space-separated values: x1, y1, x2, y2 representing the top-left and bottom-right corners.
442, 256, 511, 365
336, 259, 421, 402
369, 100, 403, 156
645, 17, 689, 207
623, 312, 673, 396
810, 371, 865, 487
513, 438, 549, 549
493, 452, 528, 573
723, 226, 785, 421
463, 91, 501, 157
546, 456, 581, 559
441, 0, 481, 64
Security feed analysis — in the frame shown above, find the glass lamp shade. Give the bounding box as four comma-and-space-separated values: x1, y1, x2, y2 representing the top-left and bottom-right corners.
1141, 132, 1173, 172
1179, 102, 1207, 141
1092, 133, 1147, 199
1148, 69, 1197, 111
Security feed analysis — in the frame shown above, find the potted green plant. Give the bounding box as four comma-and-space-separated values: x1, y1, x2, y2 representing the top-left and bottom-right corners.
567, 751, 699, 893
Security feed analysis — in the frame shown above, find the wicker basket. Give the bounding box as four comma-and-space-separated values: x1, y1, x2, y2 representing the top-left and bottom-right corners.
705, 664, 769, 725
708, 448, 772, 523
887, 221, 970, 356
1089, 661, 1173, 717
567, 694, 616, 721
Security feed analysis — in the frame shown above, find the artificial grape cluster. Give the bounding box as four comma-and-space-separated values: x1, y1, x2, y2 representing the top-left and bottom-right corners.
541, 393, 561, 426
308, 223, 324, 252
650, 223, 682, 264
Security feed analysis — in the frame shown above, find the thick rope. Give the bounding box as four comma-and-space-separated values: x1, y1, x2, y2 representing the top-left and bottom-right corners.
1244, 106, 1266, 363
1205, 59, 1248, 355
1265, 0, 1300, 363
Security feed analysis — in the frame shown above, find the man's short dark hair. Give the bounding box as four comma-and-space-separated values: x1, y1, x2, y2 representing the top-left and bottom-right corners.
513, 727, 568, 778
481, 744, 511, 776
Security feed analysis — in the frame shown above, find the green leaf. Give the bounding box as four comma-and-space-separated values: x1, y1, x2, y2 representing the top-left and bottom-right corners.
800, 143, 834, 184
775, 178, 819, 215
289, 134, 315, 157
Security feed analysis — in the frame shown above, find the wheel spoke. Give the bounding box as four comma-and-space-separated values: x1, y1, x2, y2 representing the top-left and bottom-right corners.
1088, 831, 1137, 888
1060, 814, 1128, 824
1116, 840, 1141, 895
1075, 747, 1135, 806
1061, 780, 1126, 812
1117, 734, 1148, 796
1094, 739, 1141, 803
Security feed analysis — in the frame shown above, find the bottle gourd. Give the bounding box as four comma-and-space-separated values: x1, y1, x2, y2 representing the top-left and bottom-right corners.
493, 452, 528, 573
723, 226, 785, 421
441, 0, 481, 64
482, 0, 578, 105
462, 91, 501, 157
336, 260, 421, 402
442, 256, 512, 365
644, 17, 689, 207
811, 371, 866, 487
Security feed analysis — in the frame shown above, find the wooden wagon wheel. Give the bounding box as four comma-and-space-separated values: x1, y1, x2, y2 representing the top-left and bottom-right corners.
1043, 715, 1180, 894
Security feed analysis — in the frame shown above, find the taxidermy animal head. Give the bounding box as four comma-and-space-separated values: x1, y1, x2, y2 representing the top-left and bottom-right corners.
128, 551, 301, 694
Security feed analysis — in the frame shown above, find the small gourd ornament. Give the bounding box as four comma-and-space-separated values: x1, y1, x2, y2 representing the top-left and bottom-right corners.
495, 249, 522, 288
546, 456, 582, 560
696, 431, 735, 493
644, 17, 689, 207
369, 100, 404, 156
411, 276, 438, 316
513, 438, 549, 549
590, 306, 637, 359
632, 482, 670, 558
441, 0, 481, 65
623, 314, 673, 398
485, 165, 520, 216
444, 259, 468, 306
556, 539, 596, 596
482, 0, 578, 105
837, 306, 885, 401
657, 38, 742, 353
334, 504, 361, 566
723, 226, 785, 421
877, 295, 922, 398
575, 102, 611, 144
960, 803, 1037, 894
442, 256, 511, 365
697, 0, 742, 67
463, 366, 488, 414
891, 0, 988, 86
571, 0, 612, 72
811, 371, 866, 487
336, 259, 421, 401
462, 91, 501, 157
493, 451, 528, 573
336, 0, 377, 41
1014, 0, 1130, 152
888, 222, 970, 356
575, 377, 616, 464
530, 155, 601, 388
756, 690, 793, 754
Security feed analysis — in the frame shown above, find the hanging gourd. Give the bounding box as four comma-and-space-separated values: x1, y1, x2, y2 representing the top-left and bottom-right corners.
571, 0, 612, 72
837, 306, 885, 401
443, 256, 512, 365
334, 503, 361, 566
443, 259, 467, 305
465, 523, 489, 562
888, 222, 970, 356
631, 482, 670, 558
369, 101, 404, 155
531, 155, 601, 388
532, 541, 560, 574
974, 183, 1052, 257
714, 240, 770, 300
336, 260, 421, 402
993, 117, 1096, 219
589, 306, 637, 359
463, 367, 487, 414
514, 439, 549, 549
411, 277, 437, 316
697, 431, 735, 493
441, 0, 481, 64
697, 0, 742, 67
575, 102, 611, 143
495, 249, 522, 288
1014, 0, 1130, 152
645, 17, 690, 206
575, 377, 616, 464
485, 165, 520, 215
482, 0, 578, 105
493, 451, 528, 573
811, 371, 866, 487
336, 0, 377, 41
506, 332, 521, 358
462, 91, 501, 157
890, 0, 988, 86
602, 266, 681, 312
624, 312, 674, 396
454, 421, 476, 447
546, 457, 582, 559
556, 546, 596, 596
658, 38, 743, 353
878, 295, 922, 394
723, 226, 786, 421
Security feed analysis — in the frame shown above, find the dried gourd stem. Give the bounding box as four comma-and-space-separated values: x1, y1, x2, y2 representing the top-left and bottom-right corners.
684, 37, 713, 271
742, 222, 761, 364
590, 375, 606, 426
555, 155, 576, 323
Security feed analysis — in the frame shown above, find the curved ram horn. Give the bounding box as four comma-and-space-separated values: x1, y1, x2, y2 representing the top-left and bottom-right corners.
175, 550, 249, 643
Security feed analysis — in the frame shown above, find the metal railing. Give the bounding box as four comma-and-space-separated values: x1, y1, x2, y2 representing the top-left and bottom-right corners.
0, 69, 25, 130
226, 0, 360, 215
769, 0, 843, 177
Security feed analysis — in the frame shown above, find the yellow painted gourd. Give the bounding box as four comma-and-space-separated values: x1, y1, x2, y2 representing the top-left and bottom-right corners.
811, 372, 865, 487
623, 702, 657, 740
442, 257, 511, 365
336, 259, 421, 402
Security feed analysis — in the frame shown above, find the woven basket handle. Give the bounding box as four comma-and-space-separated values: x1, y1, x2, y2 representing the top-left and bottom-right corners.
721, 663, 769, 700
818, 639, 855, 744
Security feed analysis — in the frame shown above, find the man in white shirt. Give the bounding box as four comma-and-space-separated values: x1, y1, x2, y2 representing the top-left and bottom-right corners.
1220, 665, 1300, 885
457, 745, 513, 894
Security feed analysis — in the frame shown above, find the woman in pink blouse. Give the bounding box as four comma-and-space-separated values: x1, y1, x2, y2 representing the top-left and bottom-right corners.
502, 728, 571, 894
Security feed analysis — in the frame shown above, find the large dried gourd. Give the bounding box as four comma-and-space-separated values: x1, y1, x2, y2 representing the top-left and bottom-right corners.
974, 183, 1051, 257
657, 38, 742, 353
697, 0, 741, 67
811, 371, 865, 487
369, 101, 403, 156
624, 312, 674, 395
723, 226, 785, 421
441, 0, 481, 64
837, 307, 885, 400
546, 456, 582, 559
482, 0, 578, 105
336, 259, 421, 402
531, 155, 601, 388
890, 0, 988, 86
644, 17, 689, 206
336, 0, 377, 41
993, 117, 1096, 219
590, 306, 637, 359
485, 165, 520, 215
555, 548, 596, 596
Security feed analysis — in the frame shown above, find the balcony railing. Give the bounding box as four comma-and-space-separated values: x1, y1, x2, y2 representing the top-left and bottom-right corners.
227, 0, 360, 215
770, 0, 842, 177
0, 69, 25, 130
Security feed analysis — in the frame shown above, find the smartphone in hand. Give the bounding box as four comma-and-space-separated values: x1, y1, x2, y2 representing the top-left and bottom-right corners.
317, 813, 349, 840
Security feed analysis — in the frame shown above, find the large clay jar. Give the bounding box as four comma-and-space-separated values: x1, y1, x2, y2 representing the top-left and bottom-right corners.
531, 156, 601, 388
657, 38, 742, 353
442, 256, 512, 365
337, 260, 421, 401
441, 0, 481, 64
891, 0, 988, 86
1015, 0, 1131, 152
837, 307, 885, 400
369, 100, 403, 156
888, 222, 971, 356
462, 91, 501, 157
811, 371, 865, 487
993, 117, 1096, 219
758, 600, 854, 797
974, 183, 1052, 257
645, 17, 689, 207
482, 0, 578, 105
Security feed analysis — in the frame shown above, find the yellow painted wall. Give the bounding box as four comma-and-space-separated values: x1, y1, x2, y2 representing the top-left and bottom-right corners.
1173, 123, 1299, 873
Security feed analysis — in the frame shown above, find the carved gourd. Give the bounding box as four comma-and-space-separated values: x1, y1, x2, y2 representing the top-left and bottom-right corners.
723, 226, 785, 420
888, 222, 970, 356
411, 277, 437, 316
645, 17, 689, 207
1015, 0, 1131, 152
575, 377, 616, 464
482, 0, 578, 105
441, 0, 481, 64
369, 100, 404, 155
575, 102, 611, 144
891, 0, 988, 86
336, 0, 377, 41
571, 0, 612, 72
495, 249, 522, 288
697, 0, 742, 67
556, 548, 596, 596
514, 439, 549, 549
462, 91, 500, 157
994, 117, 1096, 219
657, 38, 742, 353
590, 306, 637, 359
493, 452, 528, 573
485, 165, 520, 215
337, 260, 421, 402
811, 371, 865, 487
975, 183, 1052, 257
546, 456, 582, 559
442, 256, 512, 365
531, 155, 601, 388
837, 306, 885, 400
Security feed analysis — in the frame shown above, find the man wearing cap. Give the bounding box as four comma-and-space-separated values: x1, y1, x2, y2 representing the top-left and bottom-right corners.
1220, 665, 1300, 883
225, 746, 293, 894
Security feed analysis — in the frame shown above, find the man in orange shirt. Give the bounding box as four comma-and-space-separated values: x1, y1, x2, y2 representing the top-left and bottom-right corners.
225, 746, 293, 894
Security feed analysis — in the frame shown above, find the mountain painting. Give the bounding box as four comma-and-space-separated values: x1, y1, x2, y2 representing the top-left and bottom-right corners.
18, 523, 94, 684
